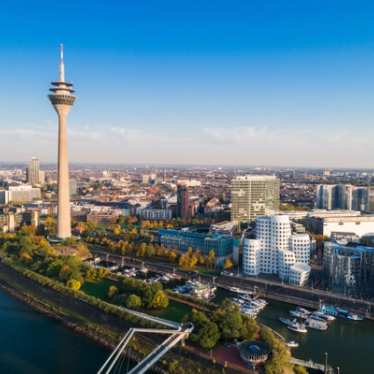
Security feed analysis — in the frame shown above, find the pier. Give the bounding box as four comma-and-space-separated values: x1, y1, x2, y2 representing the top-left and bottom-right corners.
291, 357, 333, 373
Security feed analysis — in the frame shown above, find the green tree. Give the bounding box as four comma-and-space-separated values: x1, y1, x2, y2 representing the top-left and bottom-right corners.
126, 294, 142, 309
242, 316, 259, 340
223, 257, 233, 269
213, 299, 244, 340
293, 365, 308, 374
67, 278, 81, 290
186, 309, 220, 350
107, 285, 119, 298
150, 290, 169, 309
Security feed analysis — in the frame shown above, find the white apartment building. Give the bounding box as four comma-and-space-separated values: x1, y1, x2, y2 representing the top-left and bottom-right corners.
242, 215, 311, 286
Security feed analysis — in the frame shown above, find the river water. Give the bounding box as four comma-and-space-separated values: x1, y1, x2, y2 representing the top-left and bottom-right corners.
1, 283, 373, 374
0, 288, 108, 374
259, 300, 374, 374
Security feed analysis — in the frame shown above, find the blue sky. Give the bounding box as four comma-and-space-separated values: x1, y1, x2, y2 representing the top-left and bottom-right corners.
1, 1, 374, 167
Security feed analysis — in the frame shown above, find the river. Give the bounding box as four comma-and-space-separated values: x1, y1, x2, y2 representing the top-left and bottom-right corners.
0, 288, 108, 374
1, 282, 373, 374
214, 288, 374, 374
259, 300, 374, 374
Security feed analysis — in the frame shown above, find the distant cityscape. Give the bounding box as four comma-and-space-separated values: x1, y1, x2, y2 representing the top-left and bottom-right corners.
2, 158, 374, 301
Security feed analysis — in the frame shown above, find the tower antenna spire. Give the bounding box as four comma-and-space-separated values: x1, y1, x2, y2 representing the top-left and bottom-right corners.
59, 43, 65, 82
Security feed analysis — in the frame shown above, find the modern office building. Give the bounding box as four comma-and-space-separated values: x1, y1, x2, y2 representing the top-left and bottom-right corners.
352, 187, 368, 211
366, 186, 374, 212
323, 242, 374, 297
159, 228, 233, 261
230, 175, 280, 223
242, 215, 311, 286
48, 45, 75, 239
26, 157, 44, 186
315, 184, 374, 212
315, 184, 353, 210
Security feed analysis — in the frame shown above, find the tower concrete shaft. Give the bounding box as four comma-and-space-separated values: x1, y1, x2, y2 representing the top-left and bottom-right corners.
48, 44, 76, 239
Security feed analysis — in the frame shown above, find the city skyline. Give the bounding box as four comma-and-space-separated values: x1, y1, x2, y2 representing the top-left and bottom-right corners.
1, 1, 374, 167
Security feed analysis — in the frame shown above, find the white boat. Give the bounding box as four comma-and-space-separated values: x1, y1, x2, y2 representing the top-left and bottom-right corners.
347, 313, 364, 321
286, 340, 299, 348
280, 317, 307, 333
312, 311, 335, 321
296, 307, 311, 315
288, 322, 308, 334
306, 318, 328, 331
290, 309, 309, 319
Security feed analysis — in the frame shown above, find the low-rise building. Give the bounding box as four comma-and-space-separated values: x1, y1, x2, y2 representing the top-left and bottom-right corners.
139, 208, 172, 221
159, 228, 233, 263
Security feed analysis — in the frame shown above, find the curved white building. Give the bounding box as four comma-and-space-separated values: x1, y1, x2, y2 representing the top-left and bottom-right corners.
242, 214, 311, 286
289, 263, 311, 286
290, 233, 311, 264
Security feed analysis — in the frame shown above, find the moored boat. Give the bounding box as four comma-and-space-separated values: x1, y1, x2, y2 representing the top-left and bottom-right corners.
286, 340, 299, 348
347, 313, 364, 321
306, 318, 328, 331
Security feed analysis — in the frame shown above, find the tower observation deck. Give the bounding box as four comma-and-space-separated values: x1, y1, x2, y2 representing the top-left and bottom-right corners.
48, 44, 76, 239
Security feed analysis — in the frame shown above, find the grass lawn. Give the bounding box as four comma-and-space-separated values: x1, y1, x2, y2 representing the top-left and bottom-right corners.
151, 299, 192, 322
81, 278, 118, 300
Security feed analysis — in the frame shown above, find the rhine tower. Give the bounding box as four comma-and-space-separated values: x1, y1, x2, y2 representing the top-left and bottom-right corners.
48, 45, 76, 239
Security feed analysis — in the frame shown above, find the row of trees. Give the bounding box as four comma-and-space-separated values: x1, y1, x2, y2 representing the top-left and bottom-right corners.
0, 228, 106, 291
85, 228, 234, 271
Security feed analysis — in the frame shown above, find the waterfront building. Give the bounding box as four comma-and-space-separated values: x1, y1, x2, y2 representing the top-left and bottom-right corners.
289, 263, 311, 286
231, 175, 280, 223
242, 215, 311, 286
159, 228, 233, 262
48, 44, 75, 239
323, 242, 374, 297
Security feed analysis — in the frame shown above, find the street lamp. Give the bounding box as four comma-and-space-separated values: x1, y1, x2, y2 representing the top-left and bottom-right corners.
324, 352, 328, 373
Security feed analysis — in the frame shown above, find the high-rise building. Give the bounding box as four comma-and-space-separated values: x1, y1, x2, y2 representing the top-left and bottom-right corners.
230, 175, 280, 222
48, 45, 76, 239
316, 184, 361, 210
352, 187, 368, 211
366, 186, 374, 213
177, 184, 191, 221
242, 215, 311, 286
26, 157, 41, 186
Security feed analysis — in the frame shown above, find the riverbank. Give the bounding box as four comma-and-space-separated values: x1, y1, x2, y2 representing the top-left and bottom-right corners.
0, 261, 239, 374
